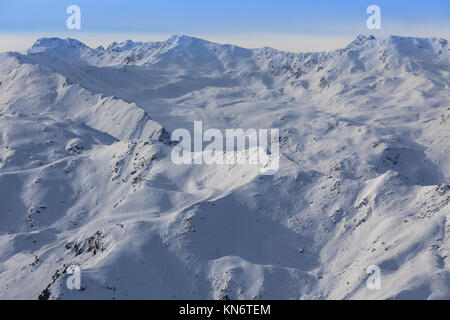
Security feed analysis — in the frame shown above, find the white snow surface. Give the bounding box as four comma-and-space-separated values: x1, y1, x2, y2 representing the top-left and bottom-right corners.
0, 34, 449, 299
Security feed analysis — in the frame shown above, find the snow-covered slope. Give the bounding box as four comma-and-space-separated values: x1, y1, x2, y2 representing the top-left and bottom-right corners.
0, 35, 449, 300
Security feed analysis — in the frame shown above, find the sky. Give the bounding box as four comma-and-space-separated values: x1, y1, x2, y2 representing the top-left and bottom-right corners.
0, 0, 449, 52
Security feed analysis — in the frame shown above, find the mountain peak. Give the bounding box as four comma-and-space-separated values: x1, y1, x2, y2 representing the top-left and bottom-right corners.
347, 34, 376, 48
167, 34, 212, 47
105, 40, 144, 52
32, 37, 88, 50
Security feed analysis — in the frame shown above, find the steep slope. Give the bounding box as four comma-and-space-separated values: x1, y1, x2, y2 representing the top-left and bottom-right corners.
0, 51, 164, 141
0, 35, 449, 300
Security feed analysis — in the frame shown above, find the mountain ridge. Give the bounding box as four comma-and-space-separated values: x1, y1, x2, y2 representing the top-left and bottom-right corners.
0, 34, 449, 299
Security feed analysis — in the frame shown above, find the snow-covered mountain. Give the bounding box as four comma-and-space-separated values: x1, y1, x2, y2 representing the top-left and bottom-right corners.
0, 34, 449, 299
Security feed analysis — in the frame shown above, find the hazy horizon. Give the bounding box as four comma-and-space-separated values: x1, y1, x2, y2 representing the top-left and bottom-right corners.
1, 31, 450, 54
1, 0, 449, 53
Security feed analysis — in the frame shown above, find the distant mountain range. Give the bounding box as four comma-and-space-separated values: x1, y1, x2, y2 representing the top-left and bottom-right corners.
0, 34, 449, 299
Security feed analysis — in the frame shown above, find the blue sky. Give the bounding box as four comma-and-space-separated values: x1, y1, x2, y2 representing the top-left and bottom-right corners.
0, 0, 449, 52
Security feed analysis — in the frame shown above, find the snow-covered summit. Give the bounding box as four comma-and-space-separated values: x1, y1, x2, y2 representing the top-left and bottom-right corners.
32, 37, 88, 49
0, 35, 449, 300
